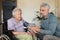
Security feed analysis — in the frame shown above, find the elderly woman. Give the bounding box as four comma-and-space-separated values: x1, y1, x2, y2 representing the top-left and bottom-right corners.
7, 8, 33, 40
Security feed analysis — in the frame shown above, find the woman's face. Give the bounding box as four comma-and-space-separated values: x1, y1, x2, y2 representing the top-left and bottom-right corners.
14, 10, 22, 21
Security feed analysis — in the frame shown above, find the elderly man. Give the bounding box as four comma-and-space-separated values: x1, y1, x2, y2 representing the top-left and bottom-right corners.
29, 3, 60, 40
7, 8, 33, 40
39, 3, 60, 40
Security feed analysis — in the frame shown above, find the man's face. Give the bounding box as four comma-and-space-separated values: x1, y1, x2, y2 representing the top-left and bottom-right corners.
40, 7, 49, 17
14, 10, 22, 21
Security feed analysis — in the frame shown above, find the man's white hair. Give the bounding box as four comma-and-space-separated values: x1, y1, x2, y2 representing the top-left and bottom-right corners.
40, 3, 50, 10
12, 8, 22, 16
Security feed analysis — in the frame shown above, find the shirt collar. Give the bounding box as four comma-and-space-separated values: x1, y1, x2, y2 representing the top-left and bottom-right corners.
46, 13, 50, 19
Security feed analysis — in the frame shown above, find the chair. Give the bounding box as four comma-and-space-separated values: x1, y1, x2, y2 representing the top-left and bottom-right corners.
3, 22, 17, 40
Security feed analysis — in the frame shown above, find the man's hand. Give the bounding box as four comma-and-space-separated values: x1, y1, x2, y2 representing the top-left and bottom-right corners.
28, 25, 40, 33
28, 27, 35, 31
34, 25, 40, 32
28, 27, 36, 35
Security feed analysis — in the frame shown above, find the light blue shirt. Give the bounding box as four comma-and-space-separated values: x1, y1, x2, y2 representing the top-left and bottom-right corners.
55, 22, 60, 37
40, 13, 58, 35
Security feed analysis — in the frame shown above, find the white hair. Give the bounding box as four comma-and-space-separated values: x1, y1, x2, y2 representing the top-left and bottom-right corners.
40, 3, 50, 10
12, 8, 22, 16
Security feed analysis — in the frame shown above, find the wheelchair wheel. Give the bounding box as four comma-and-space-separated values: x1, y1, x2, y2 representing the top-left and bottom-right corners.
0, 34, 10, 40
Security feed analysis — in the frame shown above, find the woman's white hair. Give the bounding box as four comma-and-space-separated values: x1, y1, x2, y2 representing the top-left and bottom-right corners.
12, 8, 22, 16
40, 3, 50, 10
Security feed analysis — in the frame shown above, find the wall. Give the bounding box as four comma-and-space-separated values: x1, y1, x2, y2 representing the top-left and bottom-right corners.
55, 0, 60, 17
17, 0, 56, 23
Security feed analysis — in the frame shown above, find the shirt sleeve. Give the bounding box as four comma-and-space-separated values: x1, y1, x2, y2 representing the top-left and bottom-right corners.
7, 20, 15, 31
40, 16, 58, 35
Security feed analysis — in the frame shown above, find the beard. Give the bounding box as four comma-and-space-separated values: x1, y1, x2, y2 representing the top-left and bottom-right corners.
40, 15, 43, 18
40, 13, 47, 18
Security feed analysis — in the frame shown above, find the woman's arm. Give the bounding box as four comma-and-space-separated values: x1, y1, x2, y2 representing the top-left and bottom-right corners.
12, 31, 27, 35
